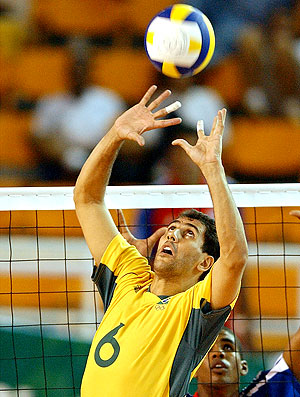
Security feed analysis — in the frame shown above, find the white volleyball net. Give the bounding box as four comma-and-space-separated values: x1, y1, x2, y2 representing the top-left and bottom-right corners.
0, 184, 300, 396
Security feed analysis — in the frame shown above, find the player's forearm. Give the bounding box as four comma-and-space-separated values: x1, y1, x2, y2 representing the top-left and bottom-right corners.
74, 126, 123, 205
201, 162, 248, 267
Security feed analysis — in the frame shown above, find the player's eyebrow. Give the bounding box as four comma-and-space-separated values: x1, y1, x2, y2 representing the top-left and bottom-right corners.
220, 337, 236, 345
168, 219, 200, 234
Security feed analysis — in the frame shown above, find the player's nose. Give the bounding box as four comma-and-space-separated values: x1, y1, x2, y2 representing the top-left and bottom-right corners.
211, 349, 225, 359
167, 229, 179, 242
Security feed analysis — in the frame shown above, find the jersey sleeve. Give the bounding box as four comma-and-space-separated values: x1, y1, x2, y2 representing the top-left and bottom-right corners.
92, 233, 152, 312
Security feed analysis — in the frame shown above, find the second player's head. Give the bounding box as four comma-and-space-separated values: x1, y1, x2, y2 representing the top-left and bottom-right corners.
195, 326, 248, 396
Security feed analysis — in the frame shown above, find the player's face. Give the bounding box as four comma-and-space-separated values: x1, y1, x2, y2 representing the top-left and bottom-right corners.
154, 217, 207, 275
195, 329, 248, 392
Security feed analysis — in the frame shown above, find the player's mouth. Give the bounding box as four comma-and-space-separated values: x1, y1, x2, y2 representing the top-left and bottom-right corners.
160, 243, 174, 256
211, 361, 228, 372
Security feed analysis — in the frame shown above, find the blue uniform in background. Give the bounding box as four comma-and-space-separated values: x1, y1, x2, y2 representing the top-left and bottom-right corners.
241, 355, 300, 396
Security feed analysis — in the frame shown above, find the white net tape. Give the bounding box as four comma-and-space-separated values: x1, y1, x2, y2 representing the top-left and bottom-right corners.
1, 183, 300, 210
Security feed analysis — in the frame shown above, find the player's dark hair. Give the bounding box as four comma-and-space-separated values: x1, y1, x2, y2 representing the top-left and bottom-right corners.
178, 209, 220, 280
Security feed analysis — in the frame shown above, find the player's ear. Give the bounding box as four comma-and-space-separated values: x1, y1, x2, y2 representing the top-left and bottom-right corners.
197, 255, 214, 272
240, 359, 248, 376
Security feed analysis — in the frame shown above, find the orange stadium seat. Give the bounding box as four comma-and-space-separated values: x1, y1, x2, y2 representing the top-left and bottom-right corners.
32, 0, 122, 36
204, 55, 246, 110
0, 111, 36, 168
124, 0, 177, 35
0, 111, 37, 186
13, 46, 70, 100
224, 117, 300, 178
0, 56, 15, 97
90, 47, 157, 104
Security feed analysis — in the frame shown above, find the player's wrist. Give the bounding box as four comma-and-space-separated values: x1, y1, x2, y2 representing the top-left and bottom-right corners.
109, 123, 128, 143
200, 161, 224, 178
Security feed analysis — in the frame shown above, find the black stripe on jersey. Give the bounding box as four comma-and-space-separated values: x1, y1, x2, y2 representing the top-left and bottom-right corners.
92, 264, 117, 313
169, 301, 231, 397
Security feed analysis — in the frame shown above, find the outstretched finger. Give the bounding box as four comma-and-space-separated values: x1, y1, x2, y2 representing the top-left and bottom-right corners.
127, 131, 145, 146
221, 108, 227, 124
210, 116, 218, 135
212, 110, 226, 136
289, 210, 300, 219
117, 209, 130, 233
147, 89, 172, 111
197, 119, 205, 138
153, 117, 182, 129
172, 138, 192, 154
140, 85, 157, 106
152, 101, 181, 119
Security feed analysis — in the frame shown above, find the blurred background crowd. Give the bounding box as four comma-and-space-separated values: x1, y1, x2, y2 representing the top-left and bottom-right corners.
1, 0, 300, 188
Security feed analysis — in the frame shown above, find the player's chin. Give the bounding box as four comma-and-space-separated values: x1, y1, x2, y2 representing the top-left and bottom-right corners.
155, 252, 175, 264
153, 255, 174, 270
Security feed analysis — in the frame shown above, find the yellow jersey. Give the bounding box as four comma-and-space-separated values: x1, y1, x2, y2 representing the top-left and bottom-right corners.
81, 234, 237, 397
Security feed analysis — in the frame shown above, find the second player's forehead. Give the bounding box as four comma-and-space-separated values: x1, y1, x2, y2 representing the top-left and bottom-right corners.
214, 329, 237, 348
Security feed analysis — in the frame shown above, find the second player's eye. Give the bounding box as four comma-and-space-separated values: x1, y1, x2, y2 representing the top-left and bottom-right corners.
223, 343, 234, 351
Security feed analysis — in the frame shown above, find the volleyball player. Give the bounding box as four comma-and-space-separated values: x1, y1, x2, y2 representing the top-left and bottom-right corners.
191, 210, 300, 397
192, 323, 300, 396
74, 85, 248, 397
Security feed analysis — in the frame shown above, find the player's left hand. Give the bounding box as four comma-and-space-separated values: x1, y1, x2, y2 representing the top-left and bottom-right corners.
114, 85, 182, 146
172, 108, 226, 169
117, 209, 166, 258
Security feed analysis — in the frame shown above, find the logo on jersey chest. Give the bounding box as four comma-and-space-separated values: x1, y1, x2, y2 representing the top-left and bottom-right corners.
155, 297, 171, 310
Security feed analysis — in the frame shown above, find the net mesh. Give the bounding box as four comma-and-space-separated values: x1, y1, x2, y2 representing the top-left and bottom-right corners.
0, 184, 300, 396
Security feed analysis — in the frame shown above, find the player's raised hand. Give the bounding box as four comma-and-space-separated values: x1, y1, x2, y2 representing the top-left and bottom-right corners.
117, 209, 166, 258
114, 85, 182, 146
172, 108, 226, 169
290, 210, 300, 220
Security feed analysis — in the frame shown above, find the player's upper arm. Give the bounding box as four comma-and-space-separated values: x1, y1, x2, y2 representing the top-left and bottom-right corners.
210, 256, 245, 310
75, 201, 119, 265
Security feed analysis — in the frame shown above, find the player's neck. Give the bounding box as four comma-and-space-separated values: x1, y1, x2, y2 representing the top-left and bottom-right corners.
197, 384, 240, 397
150, 275, 195, 296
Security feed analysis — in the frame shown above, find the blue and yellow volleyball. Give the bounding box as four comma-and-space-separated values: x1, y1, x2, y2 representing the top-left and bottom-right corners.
144, 4, 215, 78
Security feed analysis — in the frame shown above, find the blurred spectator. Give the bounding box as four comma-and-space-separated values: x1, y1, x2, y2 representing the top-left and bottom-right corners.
238, 6, 300, 119
186, 0, 295, 64
152, 124, 205, 185
30, 37, 126, 181
0, 0, 31, 22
